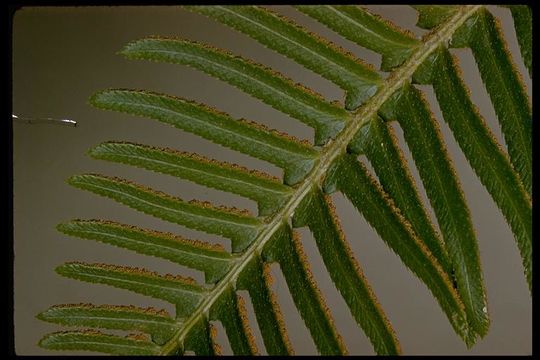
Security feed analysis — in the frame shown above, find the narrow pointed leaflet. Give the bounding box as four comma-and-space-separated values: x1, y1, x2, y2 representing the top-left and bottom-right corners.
380, 84, 489, 338
120, 38, 348, 145
188, 5, 381, 110
327, 154, 475, 346
210, 287, 259, 355
37, 304, 180, 345
89, 141, 293, 216
57, 220, 233, 284
90, 90, 319, 185
263, 224, 347, 355
297, 5, 420, 71
349, 115, 452, 277
39, 331, 161, 355
293, 188, 401, 355
56, 262, 205, 317
67, 174, 262, 252
414, 47, 532, 290
237, 256, 293, 355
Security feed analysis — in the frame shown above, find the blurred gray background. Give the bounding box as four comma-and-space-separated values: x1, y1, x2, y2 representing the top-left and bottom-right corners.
13, 5, 531, 355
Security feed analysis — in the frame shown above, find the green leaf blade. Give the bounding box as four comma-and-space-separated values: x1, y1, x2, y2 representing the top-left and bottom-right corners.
466, 9, 532, 195
188, 5, 381, 110
56, 262, 205, 317
237, 256, 293, 355
294, 188, 401, 355
120, 38, 348, 144
67, 174, 262, 252
297, 5, 420, 71
385, 85, 489, 338
39, 331, 161, 355
412, 5, 459, 29
210, 287, 259, 355
329, 154, 475, 346
426, 48, 532, 290
184, 317, 220, 355
504, 5, 531, 77
89, 141, 293, 216
37, 304, 179, 345
37, 5, 527, 355
349, 116, 453, 277
89, 89, 319, 185
57, 220, 233, 284
263, 225, 347, 355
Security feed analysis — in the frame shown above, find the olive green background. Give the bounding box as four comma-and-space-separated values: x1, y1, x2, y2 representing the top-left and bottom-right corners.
13, 5, 531, 355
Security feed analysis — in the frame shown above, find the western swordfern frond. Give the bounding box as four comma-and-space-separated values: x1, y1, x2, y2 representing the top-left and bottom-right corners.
37, 5, 531, 355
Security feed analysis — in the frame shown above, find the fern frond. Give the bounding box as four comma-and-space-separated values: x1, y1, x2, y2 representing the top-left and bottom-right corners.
37, 4, 531, 355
